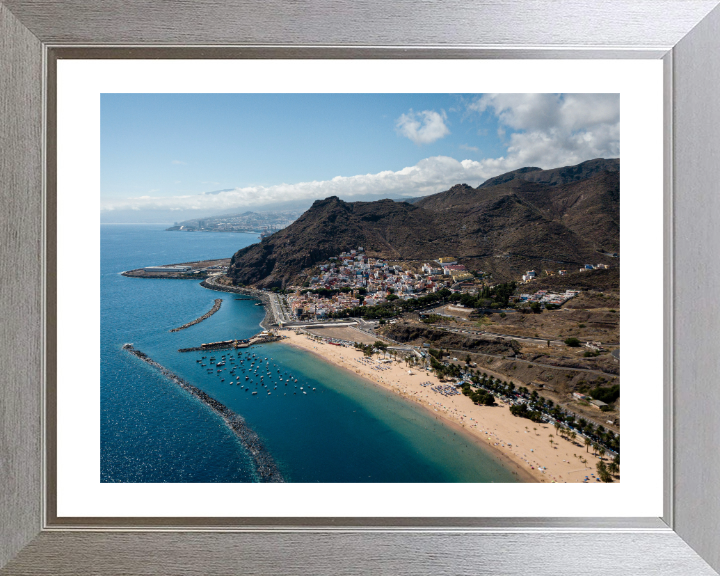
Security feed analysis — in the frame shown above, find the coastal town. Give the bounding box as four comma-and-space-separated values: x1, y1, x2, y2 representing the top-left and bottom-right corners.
175, 243, 621, 481
123, 248, 620, 484
166, 209, 300, 236
284, 247, 594, 321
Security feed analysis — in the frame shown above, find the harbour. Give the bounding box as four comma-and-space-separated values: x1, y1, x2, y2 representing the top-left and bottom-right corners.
123, 344, 284, 482
101, 224, 521, 483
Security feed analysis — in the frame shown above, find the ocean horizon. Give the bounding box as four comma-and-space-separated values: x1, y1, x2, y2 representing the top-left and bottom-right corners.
101, 223, 520, 483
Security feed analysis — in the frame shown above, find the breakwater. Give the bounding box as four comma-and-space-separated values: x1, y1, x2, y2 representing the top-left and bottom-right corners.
170, 299, 222, 332
178, 332, 281, 353
122, 344, 284, 483
200, 277, 276, 329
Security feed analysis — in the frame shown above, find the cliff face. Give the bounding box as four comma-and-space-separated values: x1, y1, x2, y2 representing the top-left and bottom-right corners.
227, 159, 620, 288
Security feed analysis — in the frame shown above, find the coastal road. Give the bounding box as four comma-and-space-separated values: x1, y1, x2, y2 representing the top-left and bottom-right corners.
268, 293, 290, 324
432, 323, 619, 349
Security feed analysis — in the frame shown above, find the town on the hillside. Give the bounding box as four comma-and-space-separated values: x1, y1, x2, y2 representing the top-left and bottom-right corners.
284, 248, 612, 321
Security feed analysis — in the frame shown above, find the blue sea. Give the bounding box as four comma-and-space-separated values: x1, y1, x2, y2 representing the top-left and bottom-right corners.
101, 224, 519, 483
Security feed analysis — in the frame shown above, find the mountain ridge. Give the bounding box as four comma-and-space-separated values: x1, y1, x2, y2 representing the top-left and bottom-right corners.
227, 159, 620, 288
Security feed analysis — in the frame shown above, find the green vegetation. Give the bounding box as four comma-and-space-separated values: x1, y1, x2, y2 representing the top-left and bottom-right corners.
509, 402, 544, 422
596, 461, 613, 482
446, 282, 516, 309
328, 288, 453, 320
429, 355, 462, 380
564, 337, 581, 347
461, 384, 496, 406
428, 348, 446, 360
590, 384, 620, 404
422, 314, 443, 324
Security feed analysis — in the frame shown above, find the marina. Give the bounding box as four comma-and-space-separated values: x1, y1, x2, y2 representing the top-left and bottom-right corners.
101, 224, 522, 483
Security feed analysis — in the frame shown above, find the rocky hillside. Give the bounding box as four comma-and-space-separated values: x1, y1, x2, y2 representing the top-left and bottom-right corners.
382, 324, 521, 356
227, 158, 619, 288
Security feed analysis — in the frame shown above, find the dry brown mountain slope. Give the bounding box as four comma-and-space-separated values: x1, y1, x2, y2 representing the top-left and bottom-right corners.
227, 197, 448, 288
227, 159, 620, 288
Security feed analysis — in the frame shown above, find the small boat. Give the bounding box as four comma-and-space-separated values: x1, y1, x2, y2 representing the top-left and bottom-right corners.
303, 391, 307, 395
268, 392, 271, 395
252, 391, 257, 395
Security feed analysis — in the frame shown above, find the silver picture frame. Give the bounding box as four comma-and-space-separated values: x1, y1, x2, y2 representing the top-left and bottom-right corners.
2, 1, 720, 574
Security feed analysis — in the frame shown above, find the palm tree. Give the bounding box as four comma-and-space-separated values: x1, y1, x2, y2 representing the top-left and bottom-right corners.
598, 447, 606, 460
592, 443, 599, 456
571, 431, 577, 444
584, 438, 591, 453
608, 461, 619, 476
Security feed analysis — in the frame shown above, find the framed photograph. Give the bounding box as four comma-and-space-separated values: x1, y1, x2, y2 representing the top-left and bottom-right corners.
2, 1, 720, 574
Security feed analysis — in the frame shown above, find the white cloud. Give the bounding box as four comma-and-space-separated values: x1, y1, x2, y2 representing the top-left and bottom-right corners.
102, 155, 510, 213
171, 160, 186, 165
468, 93, 619, 168
459, 144, 479, 152
396, 109, 450, 145
103, 94, 619, 215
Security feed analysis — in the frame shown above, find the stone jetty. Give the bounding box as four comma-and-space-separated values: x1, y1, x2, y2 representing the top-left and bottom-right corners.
170, 299, 222, 332
178, 331, 282, 353
122, 343, 284, 483
199, 277, 276, 329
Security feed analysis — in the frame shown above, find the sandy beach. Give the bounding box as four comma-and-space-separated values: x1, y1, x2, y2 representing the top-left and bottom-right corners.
280, 330, 606, 483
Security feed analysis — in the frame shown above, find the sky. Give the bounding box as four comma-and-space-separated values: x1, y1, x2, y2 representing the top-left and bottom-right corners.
100, 93, 619, 222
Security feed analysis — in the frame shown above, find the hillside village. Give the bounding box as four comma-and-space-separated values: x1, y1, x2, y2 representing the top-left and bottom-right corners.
285, 246, 610, 321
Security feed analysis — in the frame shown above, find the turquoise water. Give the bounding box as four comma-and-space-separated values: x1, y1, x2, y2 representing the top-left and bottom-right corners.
101, 224, 519, 483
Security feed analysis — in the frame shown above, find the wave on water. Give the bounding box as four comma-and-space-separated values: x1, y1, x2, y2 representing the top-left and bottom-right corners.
123, 344, 284, 483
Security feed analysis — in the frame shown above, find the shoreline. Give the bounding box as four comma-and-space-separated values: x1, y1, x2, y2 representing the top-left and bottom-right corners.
199, 277, 275, 329
281, 337, 535, 483
280, 331, 604, 483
